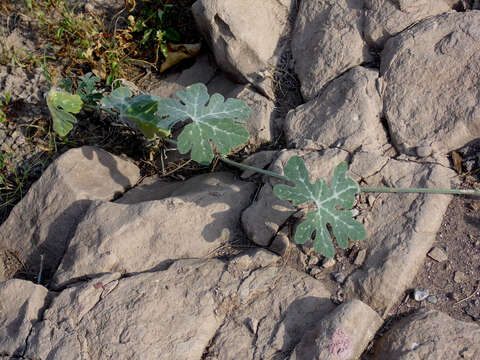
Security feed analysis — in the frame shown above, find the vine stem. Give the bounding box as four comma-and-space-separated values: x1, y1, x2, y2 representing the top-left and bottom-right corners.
164, 139, 480, 197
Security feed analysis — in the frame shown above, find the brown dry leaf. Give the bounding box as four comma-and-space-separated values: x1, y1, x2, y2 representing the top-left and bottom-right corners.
159, 43, 201, 72
452, 151, 463, 174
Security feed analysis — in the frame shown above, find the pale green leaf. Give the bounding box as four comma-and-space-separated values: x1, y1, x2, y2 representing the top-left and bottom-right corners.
273, 156, 366, 258
157, 83, 250, 164
100, 88, 169, 138
47, 89, 83, 137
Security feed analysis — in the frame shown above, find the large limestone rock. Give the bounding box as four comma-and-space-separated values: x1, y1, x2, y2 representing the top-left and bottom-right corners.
22, 250, 335, 359
364, 0, 452, 47
0, 279, 49, 356
229, 85, 278, 148
372, 309, 480, 359
344, 153, 456, 315
52, 172, 255, 288
0, 146, 140, 281
285, 67, 388, 153
192, 0, 294, 98
290, 300, 383, 360
292, 0, 371, 101
381, 11, 480, 155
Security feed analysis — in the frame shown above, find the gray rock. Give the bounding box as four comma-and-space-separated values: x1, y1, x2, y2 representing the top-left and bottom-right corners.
0, 279, 49, 356
344, 153, 456, 315
364, 0, 452, 48
292, 0, 371, 100
0, 146, 140, 281
192, 0, 294, 98
285, 67, 387, 153
145, 53, 218, 98
228, 85, 278, 148
414, 288, 429, 301
268, 227, 291, 255
381, 12, 480, 155
290, 300, 383, 360
354, 249, 367, 266
26, 250, 335, 360
454, 271, 467, 283
322, 257, 337, 269
240, 151, 278, 179
428, 247, 448, 262
372, 309, 480, 359
333, 272, 346, 284
427, 295, 438, 304
52, 172, 255, 288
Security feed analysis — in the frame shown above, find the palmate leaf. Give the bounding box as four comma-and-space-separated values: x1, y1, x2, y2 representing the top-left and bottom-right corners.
157, 83, 250, 165
100, 87, 169, 138
47, 89, 83, 137
273, 156, 367, 258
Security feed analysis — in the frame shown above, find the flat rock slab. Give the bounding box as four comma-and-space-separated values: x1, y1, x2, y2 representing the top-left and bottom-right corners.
52, 172, 255, 288
290, 300, 383, 360
0, 146, 140, 281
292, 0, 371, 101
285, 66, 388, 153
0, 279, 49, 356
372, 309, 480, 359
15, 249, 337, 359
364, 0, 451, 47
344, 153, 456, 315
192, 0, 294, 98
381, 11, 480, 155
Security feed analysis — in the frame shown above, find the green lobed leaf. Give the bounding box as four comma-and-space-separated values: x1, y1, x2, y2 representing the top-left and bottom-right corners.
76, 72, 102, 105
47, 89, 83, 137
273, 156, 367, 258
158, 83, 250, 165
100, 87, 169, 138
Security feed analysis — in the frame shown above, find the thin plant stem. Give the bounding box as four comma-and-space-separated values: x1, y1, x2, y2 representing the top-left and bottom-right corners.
164, 138, 480, 197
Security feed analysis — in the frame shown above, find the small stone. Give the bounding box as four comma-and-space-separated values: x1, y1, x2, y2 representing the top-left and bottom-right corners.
427, 247, 448, 262
351, 208, 360, 217
460, 347, 475, 359
426, 295, 438, 304
322, 257, 336, 268
310, 267, 322, 277
454, 271, 467, 283
367, 195, 375, 206
416, 146, 432, 158
308, 256, 320, 267
354, 249, 367, 266
413, 288, 429, 301
244, 317, 259, 334
332, 272, 346, 283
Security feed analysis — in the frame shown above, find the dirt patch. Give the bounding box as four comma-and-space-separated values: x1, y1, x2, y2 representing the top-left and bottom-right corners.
390, 194, 480, 323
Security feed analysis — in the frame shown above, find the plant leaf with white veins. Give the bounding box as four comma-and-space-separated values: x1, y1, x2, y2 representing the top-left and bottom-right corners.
157, 83, 250, 164
273, 156, 366, 258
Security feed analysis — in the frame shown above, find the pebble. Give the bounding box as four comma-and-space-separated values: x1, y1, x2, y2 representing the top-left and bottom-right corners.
426, 295, 438, 304
310, 267, 322, 277
322, 257, 336, 268
308, 256, 320, 267
332, 272, 346, 284
454, 271, 467, 283
427, 247, 448, 262
460, 347, 475, 359
351, 208, 359, 217
354, 249, 367, 266
413, 288, 429, 301
416, 146, 432, 158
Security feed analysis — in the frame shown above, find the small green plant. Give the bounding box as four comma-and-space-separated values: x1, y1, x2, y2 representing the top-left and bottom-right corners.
128, 2, 181, 62
0, 93, 12, 123
45, 82, 480, 258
